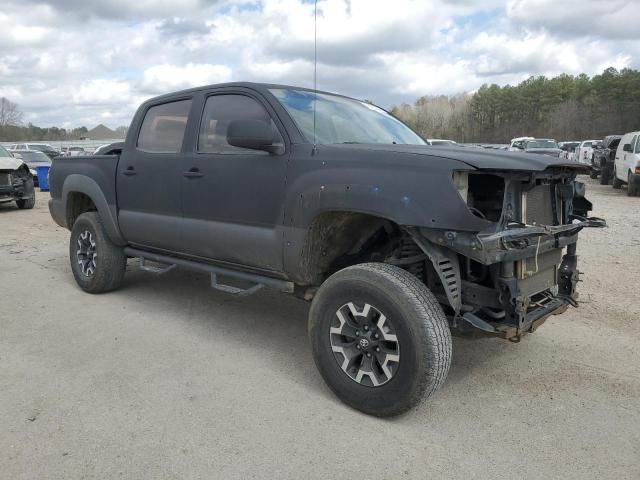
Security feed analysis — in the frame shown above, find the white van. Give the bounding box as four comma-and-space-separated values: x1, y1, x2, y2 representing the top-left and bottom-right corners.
612, 131, 640, 196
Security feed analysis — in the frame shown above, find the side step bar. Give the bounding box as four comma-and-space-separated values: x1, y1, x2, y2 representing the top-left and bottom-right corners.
123, 247, 294, 296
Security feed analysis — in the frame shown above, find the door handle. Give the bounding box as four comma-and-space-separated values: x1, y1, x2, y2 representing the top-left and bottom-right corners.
121, 166, 136, 176
183, 168, 203, 178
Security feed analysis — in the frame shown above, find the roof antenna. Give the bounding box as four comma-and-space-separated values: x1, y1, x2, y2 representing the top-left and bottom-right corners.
312, 0, 318, 155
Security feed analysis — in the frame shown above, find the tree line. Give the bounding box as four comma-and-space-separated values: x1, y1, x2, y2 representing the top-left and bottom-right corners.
0, 97, 127, 142
391, 67, 640, 143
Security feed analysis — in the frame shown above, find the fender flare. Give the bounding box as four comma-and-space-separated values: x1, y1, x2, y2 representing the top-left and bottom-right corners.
62, 174, 126, 246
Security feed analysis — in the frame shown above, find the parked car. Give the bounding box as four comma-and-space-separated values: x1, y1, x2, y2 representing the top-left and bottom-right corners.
428, 139, 457, 146
9, 143, 59, 160
48, 82, 605, 417
612, 131, 640, 196
575, 140, 598, 165
558, 141, 580, 162
67, 146, 87, 157
508, 136, 534, 151
15, 150, 52, 187
592, 135, 622, 184
0, 145, 35, 209
522, 139, 562, 157
93, 142, 124, 155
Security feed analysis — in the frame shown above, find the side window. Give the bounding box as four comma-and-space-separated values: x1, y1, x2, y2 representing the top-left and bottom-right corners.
198, 94, 283, 154
635, 137, 640, 154
631, 135, 638, 153
137, 99, 192, 153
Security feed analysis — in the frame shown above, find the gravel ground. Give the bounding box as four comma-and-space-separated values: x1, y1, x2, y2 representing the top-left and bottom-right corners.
1, 176, 639, 480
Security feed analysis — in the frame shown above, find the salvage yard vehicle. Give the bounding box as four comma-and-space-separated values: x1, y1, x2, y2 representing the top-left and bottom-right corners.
48, 82, 605, 417
9, 143, 59, 160
522, 138, 561, 157
16, 150, 51, 187
576, 140, 598, 165
612, 131, 640, 196
558, 141, 580, 162
508, 136, 534, 151
428, 139, 457, 146
0, 145, 35, 209
592, 135, 621, 184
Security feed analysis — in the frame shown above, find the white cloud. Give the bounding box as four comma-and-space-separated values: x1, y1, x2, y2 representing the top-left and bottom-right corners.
0, 0, 638, 128
73, 80, 132, 106
506, 0, 640, 40
142, 63, 233, 94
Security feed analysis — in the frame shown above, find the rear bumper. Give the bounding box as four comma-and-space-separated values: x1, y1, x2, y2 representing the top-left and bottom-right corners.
48, 198, 67, 228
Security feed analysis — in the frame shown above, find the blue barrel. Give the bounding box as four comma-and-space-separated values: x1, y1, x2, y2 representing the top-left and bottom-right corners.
36, 166, 50, 191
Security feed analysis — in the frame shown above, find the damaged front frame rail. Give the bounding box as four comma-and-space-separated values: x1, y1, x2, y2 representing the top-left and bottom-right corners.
406, 215, 606, 340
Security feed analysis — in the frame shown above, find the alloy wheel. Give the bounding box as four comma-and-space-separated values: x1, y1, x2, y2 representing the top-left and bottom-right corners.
329, 302, 400, 387
76, 230, 97, 277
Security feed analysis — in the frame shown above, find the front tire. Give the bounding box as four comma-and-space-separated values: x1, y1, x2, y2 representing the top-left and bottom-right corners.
612, 167, 623, 189
309, 263, 452, 417
69, 212, 126, 293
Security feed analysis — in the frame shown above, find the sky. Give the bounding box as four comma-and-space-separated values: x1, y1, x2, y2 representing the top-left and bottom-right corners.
1, 0, 639, 129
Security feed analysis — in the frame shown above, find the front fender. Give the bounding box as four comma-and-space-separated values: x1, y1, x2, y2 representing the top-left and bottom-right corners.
61, 174, 126, 245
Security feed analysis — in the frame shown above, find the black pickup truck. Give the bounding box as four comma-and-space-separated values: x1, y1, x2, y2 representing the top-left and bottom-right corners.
592, 135, 622, 184
48, 82, 605, 416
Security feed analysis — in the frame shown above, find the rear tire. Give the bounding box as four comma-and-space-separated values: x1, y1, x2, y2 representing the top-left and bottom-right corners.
69, 212, 126, 293
612, 167, 623, 189
599, 166, 610, 185
16, 178, 35, 209
589, 170, 598, 179
309, 263, 451, 417
628, 172, 638, 197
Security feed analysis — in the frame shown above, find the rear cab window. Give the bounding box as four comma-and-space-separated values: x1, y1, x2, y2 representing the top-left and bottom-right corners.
137, 99, 192, 153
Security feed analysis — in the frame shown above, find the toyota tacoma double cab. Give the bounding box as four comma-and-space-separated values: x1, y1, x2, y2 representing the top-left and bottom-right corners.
48, 82, 605, 416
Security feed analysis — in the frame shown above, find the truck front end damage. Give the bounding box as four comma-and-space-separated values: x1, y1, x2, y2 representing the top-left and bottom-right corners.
0, 163, 34, 204
409, 168, 605, 340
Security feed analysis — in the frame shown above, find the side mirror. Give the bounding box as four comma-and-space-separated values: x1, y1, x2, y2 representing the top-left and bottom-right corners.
623, 143, 632, 152
227, 119, 282, 154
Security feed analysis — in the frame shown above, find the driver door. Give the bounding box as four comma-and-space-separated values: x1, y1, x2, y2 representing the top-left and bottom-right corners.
179, 91, 289, 273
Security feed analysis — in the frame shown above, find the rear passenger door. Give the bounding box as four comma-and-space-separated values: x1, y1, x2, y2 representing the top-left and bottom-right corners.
179, 90, 289, 272
116, 97, 193, 251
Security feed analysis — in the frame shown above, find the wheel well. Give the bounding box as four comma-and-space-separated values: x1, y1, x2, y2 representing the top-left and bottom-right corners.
298, 211, 410, 285
66, 192, 97, 228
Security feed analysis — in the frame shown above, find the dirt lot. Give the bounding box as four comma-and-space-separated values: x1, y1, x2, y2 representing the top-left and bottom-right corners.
1, 177, 639, 480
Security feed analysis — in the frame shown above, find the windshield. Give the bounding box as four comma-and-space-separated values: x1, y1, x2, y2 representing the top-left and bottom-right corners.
0, 145, 11, 157
28, 144, 53, 151
270, 88, 426, 145
19, 151, 51, 164
525, 139, 558, 149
